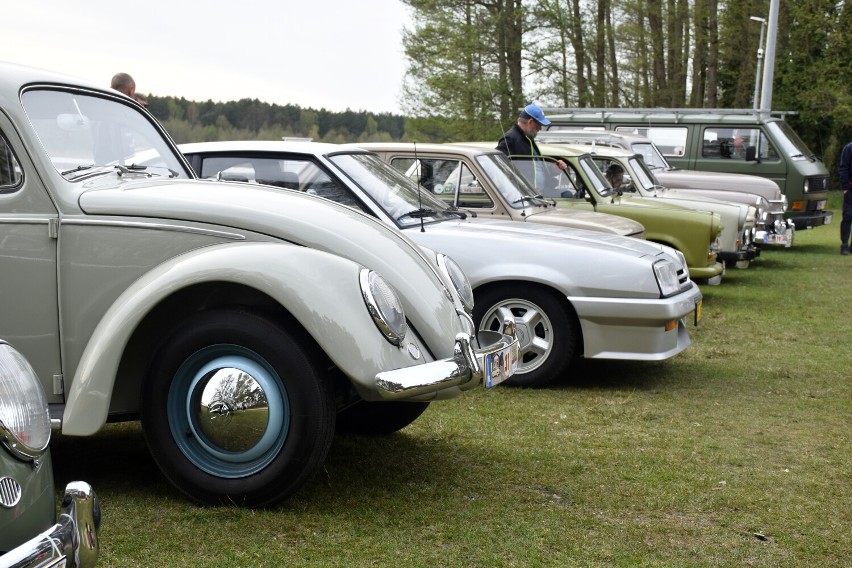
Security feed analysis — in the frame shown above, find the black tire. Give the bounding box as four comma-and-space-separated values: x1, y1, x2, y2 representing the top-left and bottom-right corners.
140, 309, 335, 507
473, 285, 579, 387
336, 401, 430, 435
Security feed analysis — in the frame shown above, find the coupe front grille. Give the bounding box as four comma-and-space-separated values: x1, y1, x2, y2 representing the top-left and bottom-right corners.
0, 476, 22, 508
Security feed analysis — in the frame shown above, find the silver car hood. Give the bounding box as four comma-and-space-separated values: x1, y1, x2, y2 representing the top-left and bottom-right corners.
524, 206, 644, 236
76, 177, 462, 354
402, 217, 679, 298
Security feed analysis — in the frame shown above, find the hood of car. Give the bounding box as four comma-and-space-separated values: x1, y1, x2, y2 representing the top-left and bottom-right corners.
76, 177, 464, 355
645, 190, 748, 227
400, 217, 679, 298
524, 206, 644, 237
657, 169, 781, 200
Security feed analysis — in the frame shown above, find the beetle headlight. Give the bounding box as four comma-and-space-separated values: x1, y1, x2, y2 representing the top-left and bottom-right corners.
360, 270, 407, 346
653, 260, 681, 297
0, 342, 51, 461
437, 254, 474, 313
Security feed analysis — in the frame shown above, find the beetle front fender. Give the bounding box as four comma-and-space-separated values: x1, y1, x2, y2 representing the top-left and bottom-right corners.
61, 242, 405, 436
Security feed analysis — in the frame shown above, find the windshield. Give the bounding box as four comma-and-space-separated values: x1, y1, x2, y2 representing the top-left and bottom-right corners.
477, 153, 555, 205
633, 142, 670, 169
328, 152, 460, 228
768, 121, 817, 160
21, 89, 190, 181
627, 157, 659, 191
578, 156, 612, 197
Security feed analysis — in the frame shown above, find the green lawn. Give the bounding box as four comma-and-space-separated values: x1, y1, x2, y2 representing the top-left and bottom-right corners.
51, 197, 851, 567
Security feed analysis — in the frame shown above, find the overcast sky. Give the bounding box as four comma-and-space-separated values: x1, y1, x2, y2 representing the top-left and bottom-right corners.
4, 0, 411, 114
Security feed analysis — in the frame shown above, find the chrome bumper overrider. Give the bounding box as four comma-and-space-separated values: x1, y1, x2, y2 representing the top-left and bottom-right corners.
375, 319, 518, 398
1, 482, 100, 568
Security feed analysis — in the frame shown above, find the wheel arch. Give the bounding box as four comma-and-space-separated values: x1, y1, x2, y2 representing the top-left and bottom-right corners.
61, 242, 377, 436
108, 281, 332, 423
472, 279, 584, 355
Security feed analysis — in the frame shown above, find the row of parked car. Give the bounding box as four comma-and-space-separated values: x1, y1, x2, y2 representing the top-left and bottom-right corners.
0, 62, 805, 565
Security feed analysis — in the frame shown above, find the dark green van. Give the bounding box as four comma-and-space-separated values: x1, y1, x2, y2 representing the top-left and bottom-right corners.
542, 108, 832, 230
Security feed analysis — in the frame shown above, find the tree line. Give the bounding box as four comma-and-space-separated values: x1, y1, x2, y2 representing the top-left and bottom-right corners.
147, 0, 850, 185
399, 0, 850, 182
145, 96, 408, 145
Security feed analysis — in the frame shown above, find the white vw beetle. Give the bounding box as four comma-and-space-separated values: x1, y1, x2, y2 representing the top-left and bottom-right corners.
180, 141, 704, 390
0, 62, 517, 507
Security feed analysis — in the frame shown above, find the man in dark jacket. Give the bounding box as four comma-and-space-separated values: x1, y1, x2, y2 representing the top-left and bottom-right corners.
497, 104, 566, 192
840, 140, 852, 255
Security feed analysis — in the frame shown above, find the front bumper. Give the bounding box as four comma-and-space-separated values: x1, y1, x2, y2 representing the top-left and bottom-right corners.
719, 244, 760, 266
375, 320, 519, 399
688, 260, 724, 282
569, 283, 703, 361
757, 219, 795, 247
788, 209, 832, 230
0, 482, 99, 568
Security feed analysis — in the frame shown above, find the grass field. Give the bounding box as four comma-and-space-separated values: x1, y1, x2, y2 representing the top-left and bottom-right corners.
51, 198, 851, 567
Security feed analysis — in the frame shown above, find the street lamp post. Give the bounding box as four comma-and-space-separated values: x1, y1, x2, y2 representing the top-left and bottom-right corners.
750, 16, 767, 112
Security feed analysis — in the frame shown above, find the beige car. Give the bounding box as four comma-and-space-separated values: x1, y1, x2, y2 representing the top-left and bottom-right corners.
358, 142, 646, 239
0, 62, 518, 508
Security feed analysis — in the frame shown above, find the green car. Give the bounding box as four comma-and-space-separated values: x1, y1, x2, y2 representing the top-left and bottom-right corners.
498, 143, 725, 284
568, 143, 759, 269
0, 340, 100, 567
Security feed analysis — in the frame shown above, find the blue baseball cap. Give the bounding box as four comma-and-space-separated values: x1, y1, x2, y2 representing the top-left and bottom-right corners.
520, 104, 551, 126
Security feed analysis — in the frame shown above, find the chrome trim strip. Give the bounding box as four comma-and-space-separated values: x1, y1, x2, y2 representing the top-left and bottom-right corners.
59, 219, 246, 240
0, 218, 51, 224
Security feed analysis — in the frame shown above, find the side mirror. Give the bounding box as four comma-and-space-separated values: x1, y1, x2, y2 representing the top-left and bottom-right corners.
745, 145, 759, 162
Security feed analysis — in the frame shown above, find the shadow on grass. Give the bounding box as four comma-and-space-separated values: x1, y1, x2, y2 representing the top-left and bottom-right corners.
558, 358, 677, 390
48, 418, 473, 509
305, 429, 476, 504
49, 422, 180, 501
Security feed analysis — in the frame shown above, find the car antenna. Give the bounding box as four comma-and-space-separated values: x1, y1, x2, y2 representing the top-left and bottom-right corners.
413, 141, 425, 232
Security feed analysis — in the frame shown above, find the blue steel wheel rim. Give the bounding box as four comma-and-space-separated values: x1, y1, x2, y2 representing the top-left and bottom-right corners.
167, 344, 290, 479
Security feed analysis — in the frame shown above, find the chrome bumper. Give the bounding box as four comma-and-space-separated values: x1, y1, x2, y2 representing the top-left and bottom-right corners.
1, 482, 99, 568
375, 320, 518, 399
756, 219, 795, 247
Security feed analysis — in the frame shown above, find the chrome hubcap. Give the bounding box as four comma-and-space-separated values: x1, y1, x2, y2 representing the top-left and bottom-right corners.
196, 367, 269, 453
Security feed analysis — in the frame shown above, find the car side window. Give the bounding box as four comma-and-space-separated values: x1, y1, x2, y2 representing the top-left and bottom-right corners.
0, 132, 23, 192
390, 157, 493, 209
616, 126, 687, 157
199, 156, 370, 213
562, 164, 588, 199
702, 127, 778, 161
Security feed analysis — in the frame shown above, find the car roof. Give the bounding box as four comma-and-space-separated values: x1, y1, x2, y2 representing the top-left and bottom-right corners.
356, 142, 504, 158
179, 139, 359, 156
541, 129, 652, 143
536, 142, 633, 158
0, 61, 125, 108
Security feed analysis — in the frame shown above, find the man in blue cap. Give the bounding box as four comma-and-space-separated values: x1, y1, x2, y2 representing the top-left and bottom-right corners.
497, 104, 567, 192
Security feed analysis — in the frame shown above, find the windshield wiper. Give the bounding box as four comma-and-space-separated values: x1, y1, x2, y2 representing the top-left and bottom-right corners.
116, 164, 180, 178
444, 209, 467, 219
512, 195, 542, 206
397, 208, 437, 222
61, 164, 94, 176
